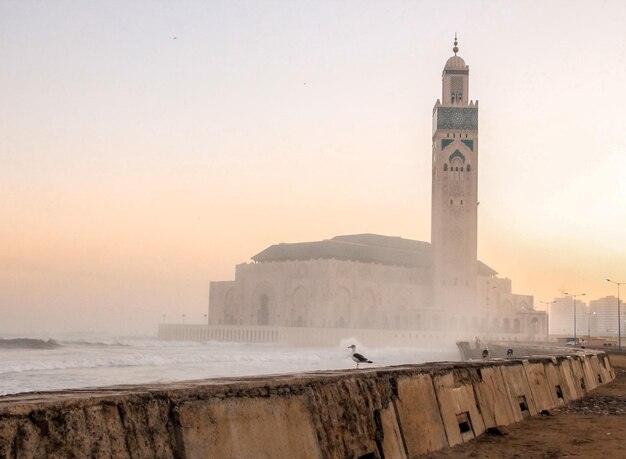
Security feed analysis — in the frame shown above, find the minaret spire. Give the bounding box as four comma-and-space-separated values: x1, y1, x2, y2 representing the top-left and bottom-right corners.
453, 33, 459, 55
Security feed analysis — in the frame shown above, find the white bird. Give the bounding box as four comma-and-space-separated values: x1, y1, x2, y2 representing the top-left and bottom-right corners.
348, 344, 372, 369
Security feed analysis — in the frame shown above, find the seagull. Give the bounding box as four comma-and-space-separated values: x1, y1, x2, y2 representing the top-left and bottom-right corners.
506, 348, 513, 357
348, 344, 372, 369
482, 349, 489, 359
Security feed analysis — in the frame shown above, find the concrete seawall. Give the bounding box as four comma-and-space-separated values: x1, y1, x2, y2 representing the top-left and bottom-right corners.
0, 352, 614, 458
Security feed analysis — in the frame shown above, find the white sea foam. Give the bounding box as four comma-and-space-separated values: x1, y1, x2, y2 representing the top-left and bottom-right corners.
0, 337, 460, 396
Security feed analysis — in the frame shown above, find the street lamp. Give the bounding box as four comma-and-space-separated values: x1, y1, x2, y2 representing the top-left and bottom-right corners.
563, 292, 586, 344
586, 311, 596, 341
539, 300, 556, 342
606, 279, 624, 350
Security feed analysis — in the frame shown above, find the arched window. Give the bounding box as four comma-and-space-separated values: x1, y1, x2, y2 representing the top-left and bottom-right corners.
443, 164, 448, 171
466, 164, 471, 172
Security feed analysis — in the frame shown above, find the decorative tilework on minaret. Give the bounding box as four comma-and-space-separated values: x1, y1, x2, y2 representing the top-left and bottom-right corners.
431, 36, 479, 312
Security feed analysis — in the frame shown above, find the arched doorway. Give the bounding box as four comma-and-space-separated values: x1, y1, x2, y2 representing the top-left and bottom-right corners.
258, 294, 269, 325
251, 282, 275, 326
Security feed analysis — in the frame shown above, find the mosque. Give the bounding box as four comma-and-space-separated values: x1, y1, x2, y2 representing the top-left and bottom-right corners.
205, 39, 546, 341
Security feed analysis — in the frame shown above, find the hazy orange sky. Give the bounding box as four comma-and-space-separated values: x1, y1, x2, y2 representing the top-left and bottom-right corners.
1, 1, 625, 335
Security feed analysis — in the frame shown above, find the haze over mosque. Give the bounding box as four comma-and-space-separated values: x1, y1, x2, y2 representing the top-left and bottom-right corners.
161, 38, 547, 344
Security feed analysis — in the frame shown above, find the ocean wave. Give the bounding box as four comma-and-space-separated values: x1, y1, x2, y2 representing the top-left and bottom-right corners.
0, 338, 60, 349
58, 339, 130, 348
0, 349, 337, 374
56, 337, 244, 349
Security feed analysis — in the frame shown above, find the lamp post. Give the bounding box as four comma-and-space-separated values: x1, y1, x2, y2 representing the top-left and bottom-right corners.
586, 311, 596, 341
539, 300, 556, 342
606, 279, 624, 350
564, 292, 586, 344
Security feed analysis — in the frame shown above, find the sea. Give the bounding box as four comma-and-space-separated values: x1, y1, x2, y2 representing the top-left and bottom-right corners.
0, 334, 461, 397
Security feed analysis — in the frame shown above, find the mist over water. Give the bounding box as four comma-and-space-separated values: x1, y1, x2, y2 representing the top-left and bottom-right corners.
0, 335, 460, 396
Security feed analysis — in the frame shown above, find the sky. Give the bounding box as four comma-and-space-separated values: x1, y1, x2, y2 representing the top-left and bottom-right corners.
1, 1, 625, 335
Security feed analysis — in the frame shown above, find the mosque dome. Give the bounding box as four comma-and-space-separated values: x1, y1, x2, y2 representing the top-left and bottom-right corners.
444, 55, 466, 70
444, 34, 467, 70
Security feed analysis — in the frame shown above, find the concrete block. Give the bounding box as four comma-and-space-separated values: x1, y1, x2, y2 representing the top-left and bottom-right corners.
599, 353, 615, 380
542, 360, 569, 406
558, 358, 584, 400
500, 363, 538, 421
589, 354, 612, 385
579, 356, 599, 391
395, 374, 448, 456
473, 366, 518, 427
306, 375, 390, 458
569, 356, 591, 395
377, 404, 407, 459
179, 396, 322, 459
432, 369, 486, 447
523, 362, 558, 411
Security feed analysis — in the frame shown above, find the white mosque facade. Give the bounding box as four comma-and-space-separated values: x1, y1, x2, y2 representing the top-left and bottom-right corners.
204, 40, 546, 341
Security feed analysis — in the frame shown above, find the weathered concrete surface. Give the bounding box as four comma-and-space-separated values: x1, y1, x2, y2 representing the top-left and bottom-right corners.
473, 366, 518, 427
395, 373, 447, 456
500, 363, 539, 420
432, 369, 485, 447
523, 361, 558, 411
179, 396, 321, 459
558, 357, 585, 400
0, 352, 614, 459
542, 359, 568, 406
377, 404, 407, 459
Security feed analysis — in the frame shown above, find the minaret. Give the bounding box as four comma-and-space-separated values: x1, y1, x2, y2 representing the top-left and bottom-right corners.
431, 35, 478, 313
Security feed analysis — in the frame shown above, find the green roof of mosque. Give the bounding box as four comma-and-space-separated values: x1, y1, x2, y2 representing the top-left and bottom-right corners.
252, 233, 497, 274
252, 234, 430, 268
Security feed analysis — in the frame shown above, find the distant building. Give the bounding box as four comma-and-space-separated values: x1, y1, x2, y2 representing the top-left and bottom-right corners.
209, 234, 535, 334
549, 296, 589, 337
590, 296, 623, 338
207, 38, 543, 340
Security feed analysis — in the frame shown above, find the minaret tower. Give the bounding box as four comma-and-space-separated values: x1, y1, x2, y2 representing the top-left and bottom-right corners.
431, 35, 479, 313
